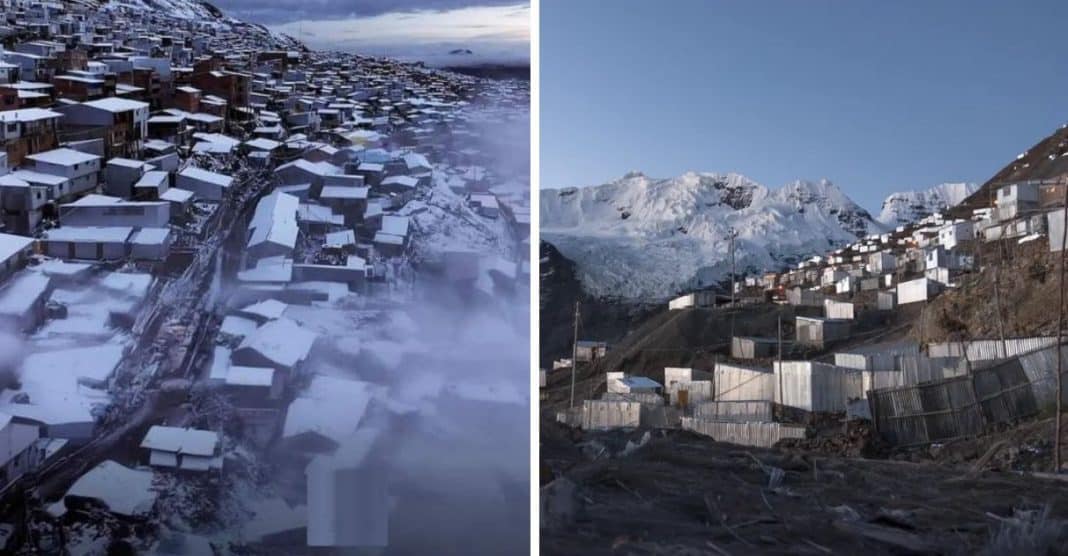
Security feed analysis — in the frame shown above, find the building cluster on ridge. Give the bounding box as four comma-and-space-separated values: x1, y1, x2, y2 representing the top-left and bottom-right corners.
0, 0, 530, 552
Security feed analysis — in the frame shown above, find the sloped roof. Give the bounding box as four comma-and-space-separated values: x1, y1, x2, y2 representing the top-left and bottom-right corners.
247, 191, 299, 252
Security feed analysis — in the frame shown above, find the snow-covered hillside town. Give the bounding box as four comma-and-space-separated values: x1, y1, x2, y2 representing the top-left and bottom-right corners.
542, 150, 1068, 551
552, 170, 1068, 439
0, 0, 529, 553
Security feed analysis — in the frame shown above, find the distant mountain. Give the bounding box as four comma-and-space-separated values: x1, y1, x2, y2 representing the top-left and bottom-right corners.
541, 171, 886, 301
878, 182, 979, 228
449, 48, 474, 56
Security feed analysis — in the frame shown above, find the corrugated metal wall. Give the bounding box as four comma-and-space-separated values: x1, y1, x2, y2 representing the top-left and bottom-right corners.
869, 375, 983, 446
824, 299, 855, 320
870, 346, 1055, 446
581, 400, 641, 430
928, 337, 1057, 361
774, 361, 864, 412
692, 400, 773, 422
602, 392, 664, 405
681, 418, 807, 448
713, 362, 775, 402
668, 380, 712, 406
1017, 344, 1068, 408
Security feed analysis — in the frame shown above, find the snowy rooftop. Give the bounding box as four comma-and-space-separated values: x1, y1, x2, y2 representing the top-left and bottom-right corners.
381, 215, 410, 237
62, 460, 156, 517
225, 366, 275, 387
282, 375, 378, 444
135, 171, 169, 188
320, 185, 369, 200
0, 107, 62, 122
180, 166, 234, 188
238, 298, 288, 321
220, 314, 259, 339
0, 232, 33, 263
0, 273, 50, 317
140, 425, 218, 456
45, 226, 133, 244
160, 187, 195, 203
237, 317, 318, 369
82, 97, 149, 113
130, 227, 171, 245
247, 191, 299, 252
27, 148, 100, 167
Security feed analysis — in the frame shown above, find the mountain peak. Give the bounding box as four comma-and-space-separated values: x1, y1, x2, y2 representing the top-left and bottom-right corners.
541, 172, 884, 301
878, 182, 978, 227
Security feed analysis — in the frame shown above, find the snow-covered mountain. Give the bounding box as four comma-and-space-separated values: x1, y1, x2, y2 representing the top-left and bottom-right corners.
877, 182, 979, 228
541, 171, 887, 301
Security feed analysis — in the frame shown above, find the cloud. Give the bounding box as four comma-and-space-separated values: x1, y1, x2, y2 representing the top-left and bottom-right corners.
267, 4, 530, 65
210, 0, 528, 25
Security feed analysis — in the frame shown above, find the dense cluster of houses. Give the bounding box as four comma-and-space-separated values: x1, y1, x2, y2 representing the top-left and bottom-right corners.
0, 0, 529, 552
558, 177, 1068, 448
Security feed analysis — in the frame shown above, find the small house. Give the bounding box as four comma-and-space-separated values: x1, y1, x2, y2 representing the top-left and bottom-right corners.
730, 336, 779, 360
896, 277, 943, 305
575, 340, 608, 362
176, 167, 233, 201
773, 361, 864, 412
140, 426, 222, 472
795, 316, 851, 349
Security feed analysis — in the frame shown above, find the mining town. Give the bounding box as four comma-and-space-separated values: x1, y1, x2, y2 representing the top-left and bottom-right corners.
541, 127, 1068, 553
0, 0, 530, 554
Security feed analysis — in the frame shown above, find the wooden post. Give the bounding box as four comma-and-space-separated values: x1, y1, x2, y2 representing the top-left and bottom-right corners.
570, 301, 580, 409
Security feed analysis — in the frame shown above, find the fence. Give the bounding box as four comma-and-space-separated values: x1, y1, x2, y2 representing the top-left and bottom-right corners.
869, 342, 1063, 446
681, 418, 807, 448
581, 400, 641, 430
692, 400, 773, 422
928, 337, 1057, 361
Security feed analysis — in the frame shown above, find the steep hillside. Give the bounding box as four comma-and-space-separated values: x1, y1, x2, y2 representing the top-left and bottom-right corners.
541, 172, 886, 302
538, 241, 657, 369
955, 123, 1068, 215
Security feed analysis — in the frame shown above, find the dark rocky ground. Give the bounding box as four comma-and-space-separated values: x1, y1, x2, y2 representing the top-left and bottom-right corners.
541, 419, 1068, 555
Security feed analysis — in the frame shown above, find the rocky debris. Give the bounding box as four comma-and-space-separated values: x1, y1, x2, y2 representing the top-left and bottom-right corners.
777, 418, 889, 459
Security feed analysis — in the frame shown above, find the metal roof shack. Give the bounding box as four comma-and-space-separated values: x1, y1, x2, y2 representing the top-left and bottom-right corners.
140, 426, 222, 472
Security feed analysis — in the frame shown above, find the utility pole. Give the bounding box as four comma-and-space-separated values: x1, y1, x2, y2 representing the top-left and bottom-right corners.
570, 300, 580, 409
729, 228, 737, 308
777, 313, 784, 405
1056, 178, 1068, 472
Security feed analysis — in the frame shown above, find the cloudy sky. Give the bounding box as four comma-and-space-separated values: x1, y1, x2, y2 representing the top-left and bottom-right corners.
211, 0, 530, 66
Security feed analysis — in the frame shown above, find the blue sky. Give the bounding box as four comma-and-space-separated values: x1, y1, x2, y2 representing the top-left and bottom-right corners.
541, 0, 1068, 212
212, 1, 529, 65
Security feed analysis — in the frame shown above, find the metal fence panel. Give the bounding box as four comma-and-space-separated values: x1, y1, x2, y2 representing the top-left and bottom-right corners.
681, 418, 807, 448
713, 362, 775, 402
692, 400, 773, 422
581, 400, 641, 430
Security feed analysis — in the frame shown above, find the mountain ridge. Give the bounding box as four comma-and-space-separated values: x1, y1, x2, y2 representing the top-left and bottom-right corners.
542, 171, 968, 301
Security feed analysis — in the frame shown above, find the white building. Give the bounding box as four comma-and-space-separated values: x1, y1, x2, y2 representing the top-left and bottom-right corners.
176, 166, 233, 201
24, 148, 101, 199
